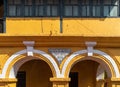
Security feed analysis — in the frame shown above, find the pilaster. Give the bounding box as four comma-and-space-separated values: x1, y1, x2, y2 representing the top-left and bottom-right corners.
96, 79, 106, 87
106, 78, 120, 87
50, 78, 70, 87
0, 78, 17, 87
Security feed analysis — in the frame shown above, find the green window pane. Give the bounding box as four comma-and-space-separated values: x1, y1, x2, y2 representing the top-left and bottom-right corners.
110, 6, 118, 16
8, 5, 16, 16
73, 6, 79, 16
64, 6, 72, 16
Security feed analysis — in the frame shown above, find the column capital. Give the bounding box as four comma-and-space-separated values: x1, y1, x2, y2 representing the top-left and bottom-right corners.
50, 78, 71, 82
50, 78, 70, 87
97, 79, 106, 82
106, 78, 120, 82
0, 78, 17, 82
85, 42, 97, 47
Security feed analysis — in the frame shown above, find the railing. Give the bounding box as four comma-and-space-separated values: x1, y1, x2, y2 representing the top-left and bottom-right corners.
0, 18, 4, 33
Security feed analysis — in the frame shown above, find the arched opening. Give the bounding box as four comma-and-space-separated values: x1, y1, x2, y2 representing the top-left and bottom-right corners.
3, 49, 60, 79
16, 59, 53, 87
62, 49, 119, 78
69, 60, 108, 87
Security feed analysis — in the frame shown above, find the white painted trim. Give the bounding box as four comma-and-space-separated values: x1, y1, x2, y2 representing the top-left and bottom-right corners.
23, 41, 35, 47
94, 50, 120, 78
9, 67, 16, 78
33, 50, 62, 77
0, 50, 27, 78
61, 50, 120, 78
61, 50, 87, 76
23, 41, 35, 56
75, 57, 112, 78
85, 42, 97, 56
9, 57, 38, 78
96, 64, 106, 80
0, 49, 61, 78
1, 49, 119, 78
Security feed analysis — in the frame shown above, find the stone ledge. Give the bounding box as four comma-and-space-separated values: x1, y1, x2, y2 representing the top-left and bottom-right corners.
0, 36, 120, 47
50, 78, 71, 82
107, 78, 120, 82
0, 78, 17, 82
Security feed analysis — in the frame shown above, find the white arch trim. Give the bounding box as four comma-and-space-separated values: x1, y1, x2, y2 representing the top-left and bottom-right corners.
9, 57, 39, 78
73, 56, 112, 78
62, 50, 120, 78
0, 49, 119, 78
94, 50, 120, 78
96, 64, 106, 80
0, 49, 62, 78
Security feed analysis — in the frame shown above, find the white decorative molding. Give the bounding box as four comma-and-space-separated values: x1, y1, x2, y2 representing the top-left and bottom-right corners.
23, 41, 35, 56
9, 67, 16, 78
61, 49, 120, 78
10, 57, 38, 78
85, 42, 97, 56
0, 49, 119, 79
0, 49, 61, 78
61, 50, 87, 76
96, 64, 106, 80
93, 50, 120, 78
49, 48, 71, 64
33, 50, 62, 77
0, 50, 26, 78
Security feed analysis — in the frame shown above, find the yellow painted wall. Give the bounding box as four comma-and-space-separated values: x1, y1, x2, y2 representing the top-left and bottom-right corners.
0, 46, 120, 87
70, 60, 99, 87
63, 18, 120, 36
3, 18, 120, 36
19, 60, 53, 87
0, 47, 25, 74
6, 18, 60, 36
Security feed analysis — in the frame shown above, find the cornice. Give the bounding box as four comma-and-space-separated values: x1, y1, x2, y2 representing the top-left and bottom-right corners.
0, 36, 120, 47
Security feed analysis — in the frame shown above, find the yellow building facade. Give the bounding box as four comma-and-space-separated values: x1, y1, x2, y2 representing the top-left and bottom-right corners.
0, 0, 120, 87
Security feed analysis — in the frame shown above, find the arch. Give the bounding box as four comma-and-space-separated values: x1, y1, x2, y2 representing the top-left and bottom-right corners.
96, 64, 106, 80
72, 56, 112, 78
0, 49, 61, 78
9, 56, 39, 78
62, 50, 120, 78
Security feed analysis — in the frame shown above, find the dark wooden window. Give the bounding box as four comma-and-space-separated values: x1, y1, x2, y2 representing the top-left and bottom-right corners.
35, 0, 44, 16
24, 0, 33, 16
69, 72, 78, 87
46, 0, 59, 16
0, 19, 4, 33
7, 0, 59, 17
6, 0, 120, 17
0, 0, 4, 33
64, 0, 79, 17
7, 0, 22, 16
16, 71, 26, 87
103, 0, 119, 17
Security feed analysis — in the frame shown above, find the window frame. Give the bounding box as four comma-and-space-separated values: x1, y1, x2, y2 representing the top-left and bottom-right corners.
6, 0, 120, 18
